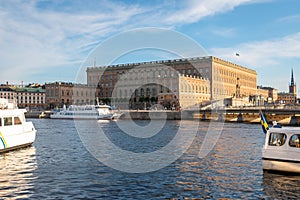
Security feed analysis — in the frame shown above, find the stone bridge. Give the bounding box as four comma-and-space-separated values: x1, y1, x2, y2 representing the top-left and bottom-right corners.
188, 108, 300, 126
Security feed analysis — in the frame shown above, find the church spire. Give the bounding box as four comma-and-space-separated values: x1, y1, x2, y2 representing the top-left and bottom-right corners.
291, 68, 295, 86
289, 68, 296, 98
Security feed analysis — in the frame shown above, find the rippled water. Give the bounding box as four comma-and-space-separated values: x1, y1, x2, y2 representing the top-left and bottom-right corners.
1, 119, 300, 199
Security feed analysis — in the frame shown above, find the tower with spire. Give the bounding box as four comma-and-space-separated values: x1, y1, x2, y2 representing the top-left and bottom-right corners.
289, 68, 297, 100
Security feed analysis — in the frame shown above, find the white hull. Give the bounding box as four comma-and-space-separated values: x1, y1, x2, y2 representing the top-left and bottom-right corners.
50, 113, 113, 120
0, 121, 36, 153
50, 105, 120, 120
262, 159, 300, 173
0, 98, 36, 153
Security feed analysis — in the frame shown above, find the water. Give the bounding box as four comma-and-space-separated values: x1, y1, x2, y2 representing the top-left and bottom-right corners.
1, 119, 300, 199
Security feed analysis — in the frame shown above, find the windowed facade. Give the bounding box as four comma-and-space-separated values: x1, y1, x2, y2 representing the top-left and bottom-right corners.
87, 56, 257, 109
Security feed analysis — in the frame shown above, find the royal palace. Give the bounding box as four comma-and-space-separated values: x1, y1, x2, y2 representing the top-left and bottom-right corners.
86, 56, 257, 109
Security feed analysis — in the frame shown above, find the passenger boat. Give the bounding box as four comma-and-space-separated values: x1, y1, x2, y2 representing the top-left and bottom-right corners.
0, 98, 36, 153
50, 104, 119, 120
260, 111, 300, 173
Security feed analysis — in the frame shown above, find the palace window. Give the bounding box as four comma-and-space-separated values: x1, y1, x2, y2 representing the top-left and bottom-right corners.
187, 69, 191, 75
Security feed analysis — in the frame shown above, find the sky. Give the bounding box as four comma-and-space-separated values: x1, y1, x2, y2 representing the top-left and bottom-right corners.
0, 0, 300, 93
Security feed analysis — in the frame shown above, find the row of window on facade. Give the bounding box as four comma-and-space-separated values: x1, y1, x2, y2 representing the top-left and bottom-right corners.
60, 99, 91, 105
89, 68, 211, 86
0, 93, 15, 99
214, 76, 256, 87
215, 68, 256, 82
1, 92, 43, 96
113, 85, 210, 99
46, 90, 95, 97
180, 84, 209, 94
115, 68, 208, 80
16, 96, 44, 100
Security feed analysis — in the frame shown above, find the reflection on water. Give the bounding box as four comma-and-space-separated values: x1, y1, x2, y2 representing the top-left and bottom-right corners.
263, 172, 300, 199
0, 119, 300, 199
0, 147, 37, 199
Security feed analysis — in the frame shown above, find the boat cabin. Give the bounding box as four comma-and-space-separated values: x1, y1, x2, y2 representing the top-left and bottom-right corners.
265, 127, 300, 149
262, 126, 300, 173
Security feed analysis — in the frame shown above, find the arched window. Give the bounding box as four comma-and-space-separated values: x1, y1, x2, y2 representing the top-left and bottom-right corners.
141, 88, 144, 96
146, 88, 150, 96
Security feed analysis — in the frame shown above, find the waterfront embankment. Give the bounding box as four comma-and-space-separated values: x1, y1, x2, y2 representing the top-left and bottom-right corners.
25, 109, 300, 126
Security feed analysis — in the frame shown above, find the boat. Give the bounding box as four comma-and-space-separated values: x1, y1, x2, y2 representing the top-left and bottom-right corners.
0, 98, 36, 153
50, 104, 119, 120
39, 111, 46, 118
260, 111, 300, 174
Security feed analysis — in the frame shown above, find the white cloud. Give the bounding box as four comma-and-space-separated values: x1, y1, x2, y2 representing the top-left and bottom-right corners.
0, 0, 271, 83
0, 0, 143, 82
210, 32, 300, 91
278, 14, 300, 23
210, 32, 300, 67
163, 0, 261, 24
211, 27, 236, 38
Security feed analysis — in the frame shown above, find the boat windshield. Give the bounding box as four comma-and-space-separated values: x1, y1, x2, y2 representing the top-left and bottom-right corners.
289, 134, 300, 148
268, 132, 286, 146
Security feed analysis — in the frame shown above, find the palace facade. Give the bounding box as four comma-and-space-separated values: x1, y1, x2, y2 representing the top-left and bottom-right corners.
101, 63, 211, 109
86, 56, 257, 109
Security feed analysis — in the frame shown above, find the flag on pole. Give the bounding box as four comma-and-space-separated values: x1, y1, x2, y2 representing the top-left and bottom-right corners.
259, 110, 269, 134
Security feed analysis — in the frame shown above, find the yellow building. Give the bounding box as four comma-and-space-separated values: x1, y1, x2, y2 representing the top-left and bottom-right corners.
178, 74, 210, 109
86, 56, 257, 109
108, 63, 210, 109
209, 57, 257, 100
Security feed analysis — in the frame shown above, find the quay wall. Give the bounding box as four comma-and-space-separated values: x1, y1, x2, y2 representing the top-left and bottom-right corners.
25, 109, 300, 126
25, 110, 52, 118
120, 111, 183, 120
121, 110, 300, 126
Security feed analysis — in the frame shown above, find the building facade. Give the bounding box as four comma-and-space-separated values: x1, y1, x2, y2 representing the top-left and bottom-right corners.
0, 84, 16, 100
210, 57, 257, 100
45, 82, 73, 109
15, 87, 46, 109
106, 63, 210, 109
73, 84, 95, 105
45, 82, 95, 109
278, 69, 297, 104
256, 86, 278, 104
86, 56, 257, 109
0, 84, 46, 109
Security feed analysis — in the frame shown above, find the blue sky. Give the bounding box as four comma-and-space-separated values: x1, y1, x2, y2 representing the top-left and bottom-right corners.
0, 0, 300, 92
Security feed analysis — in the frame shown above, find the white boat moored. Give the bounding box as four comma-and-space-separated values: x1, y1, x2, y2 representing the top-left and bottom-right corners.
260, 111, 300, 174
0, 98, 36, 153
50, 104, 118, 120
